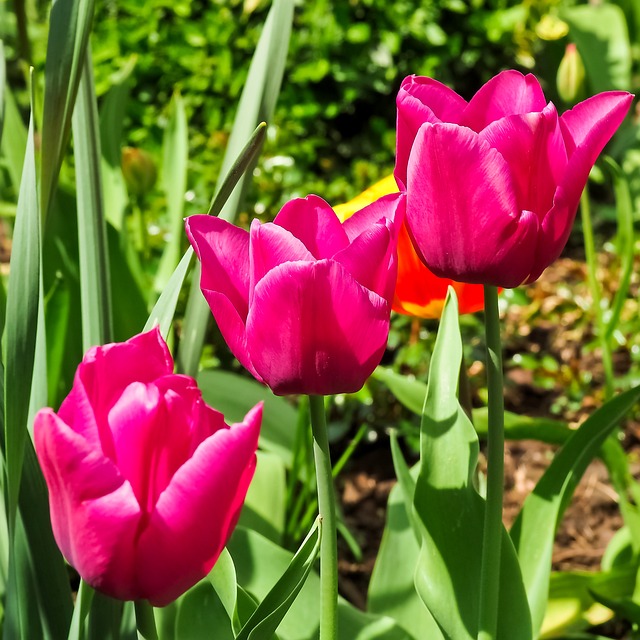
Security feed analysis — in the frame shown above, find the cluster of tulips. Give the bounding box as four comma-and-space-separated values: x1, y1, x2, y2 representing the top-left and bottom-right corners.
34, 70, 632, 636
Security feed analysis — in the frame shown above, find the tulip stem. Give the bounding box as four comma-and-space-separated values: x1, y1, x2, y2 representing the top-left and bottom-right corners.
134, 600, 158, 640
308, 395, 338, 640
477, 285, 504, 640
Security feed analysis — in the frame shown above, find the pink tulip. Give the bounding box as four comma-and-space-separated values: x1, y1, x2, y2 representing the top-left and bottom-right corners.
185, 193, 405, 395
34, 328, 261, 606
396, 70, 633, 287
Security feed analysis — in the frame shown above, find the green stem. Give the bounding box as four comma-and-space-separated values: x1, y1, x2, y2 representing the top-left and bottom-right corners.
581, 189, 614, 400
308, 395, 338, 640
477, 285, 504, 640
134, 600, 158, 640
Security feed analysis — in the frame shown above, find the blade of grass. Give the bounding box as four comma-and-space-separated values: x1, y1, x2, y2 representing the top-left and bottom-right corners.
177, 0, 293, 377
72, 45, 113, 349
40, 0, 95, 222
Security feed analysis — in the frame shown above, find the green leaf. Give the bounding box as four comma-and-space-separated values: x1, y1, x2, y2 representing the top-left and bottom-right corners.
177, 0, 294, 377
235, 519, 321, 640
0, 83, 28, 194
368, 481, 443, 640
197, 370, 296, 467
389, 432, 420, 545
207, 548, 238, 624
374, 367, 572, 445
99, 56, 136, 231
72, 46, 113, 349
0, 41, 5, 147
67, 581, 95, 640
473, 408, 571, 446
562, 4, 632, 92
154, 91, 188, 295
240, 451, 287, 544
372, 367, 426, 416
540, 567, 633, 637
175, 581, 235, 640
603, 158, 634, 341
4, 112, 39, 531
413, 291, 532, 639
229, 527, 409, 640
511, 383, 640, 635
40, 0, 96, 222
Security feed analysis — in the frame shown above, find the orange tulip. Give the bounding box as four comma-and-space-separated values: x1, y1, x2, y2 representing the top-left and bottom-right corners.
334, 175, 487, 319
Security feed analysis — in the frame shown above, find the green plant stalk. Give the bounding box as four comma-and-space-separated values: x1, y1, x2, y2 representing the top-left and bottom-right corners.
477, 285, 504, 640
580, 189, 614, 400
308, 395, 338, 640
134, 600, 158, 640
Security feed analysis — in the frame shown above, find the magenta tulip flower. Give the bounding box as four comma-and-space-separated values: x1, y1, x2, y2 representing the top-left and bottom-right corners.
396, 70, 633, 287
34, 328, 261, 606
185, 193, 404, 396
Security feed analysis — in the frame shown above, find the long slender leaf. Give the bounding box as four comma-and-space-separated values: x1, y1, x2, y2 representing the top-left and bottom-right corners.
4, 112, 39, 530
72, 46, 113, 349
99, 56, 136, 231
511, 384, 640, 635
0, 41, 5, 146
177, 0, 294, 377
604, 157, 634, 341
40, 0, 95, 222
144, 122, 267, 340
412, 290, 532, 639
0, 84, 27, 197
235, 519, 321, 640
368, 481, 443, 640
229, 527, 408, 640
389, 432, 420, 545
154, 91, 188, 294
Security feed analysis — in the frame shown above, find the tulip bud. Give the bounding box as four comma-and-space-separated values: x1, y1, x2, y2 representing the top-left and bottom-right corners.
122, 147, 157, 196
396, 71, 633, 288
186, 192, 404, 396
557, 43, 586, 104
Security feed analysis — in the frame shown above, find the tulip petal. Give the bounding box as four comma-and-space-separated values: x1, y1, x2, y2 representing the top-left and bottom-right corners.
194, 289, 263, 382
185, 215, 250, 320
526, 201, 575, 284
396, 76, 467, 187
273, 195, 350, 259
59, 328, 173, 457
34, 408, 142, 601
333, 218, 395, 300
185, 216, 261, 380
108, 377, 212, 514
341, 191, 404, 241
136, 404, 262, 606
406, 122, 540, 287
249, 220, 314, 303
557, 91, 633, 212
246, 261, 390, 395
462, 70, 547, 132
480, 103, 568, 220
